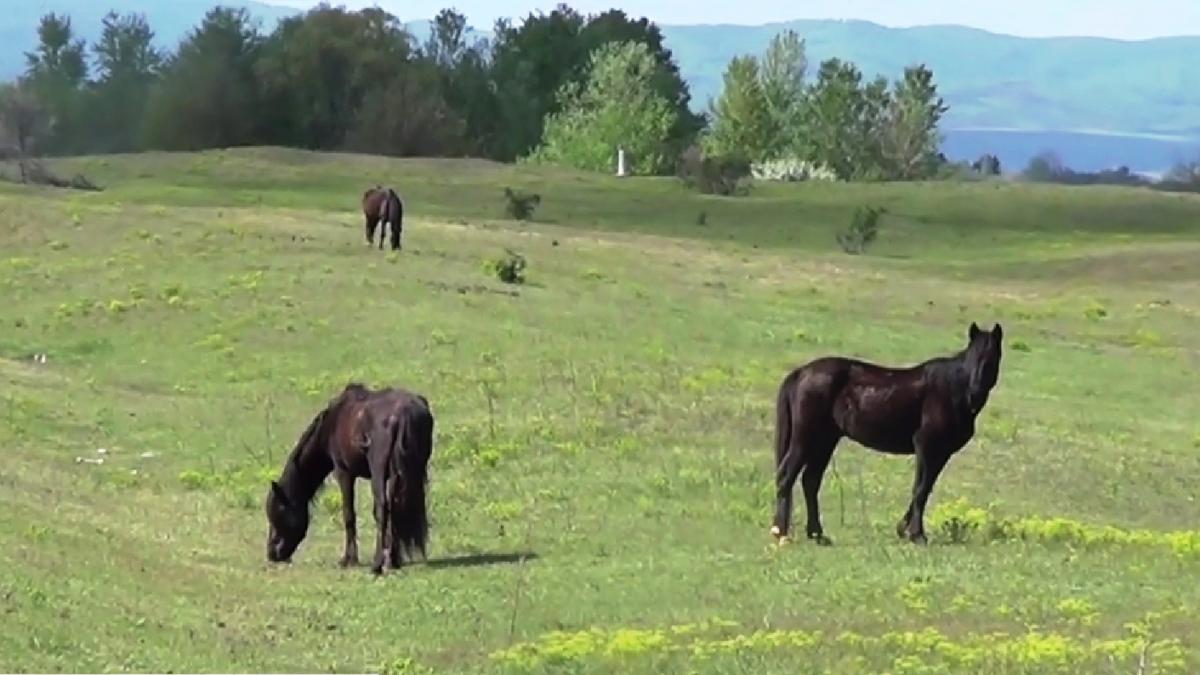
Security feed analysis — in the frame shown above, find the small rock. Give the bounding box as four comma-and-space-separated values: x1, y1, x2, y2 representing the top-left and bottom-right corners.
96, 448, 108, 454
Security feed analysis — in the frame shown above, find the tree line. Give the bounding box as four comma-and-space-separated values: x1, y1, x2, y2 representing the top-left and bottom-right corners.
1, 2, 949, 182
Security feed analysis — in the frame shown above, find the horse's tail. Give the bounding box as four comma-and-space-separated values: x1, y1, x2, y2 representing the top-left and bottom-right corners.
774, 371, 795, 470
389, 402, 432, 561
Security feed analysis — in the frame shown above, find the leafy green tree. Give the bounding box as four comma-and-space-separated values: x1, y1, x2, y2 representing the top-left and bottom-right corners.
488, 5, 698, 161
255, 4, 414, 149
488, 5, 588, 160
143, 8, 264, 150
578, 10, 702, 150
802, 58, 891, 180
423, 9, 498, 155
344, 59, 466, 157
880, 65, 948, 179
24, 13, 88, 87
758, 29, 806, 154
89, 11, 164, 153
531, 41, 677, 174
22, 13, 88, 154
703, 55, 773, 162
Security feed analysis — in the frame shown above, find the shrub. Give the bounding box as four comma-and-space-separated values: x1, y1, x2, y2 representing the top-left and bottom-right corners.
836, 206, 884, 254
751, 157, 838, 182
486, 249, 527, 285
676, 145, 751, 196
503, 187, 541, 221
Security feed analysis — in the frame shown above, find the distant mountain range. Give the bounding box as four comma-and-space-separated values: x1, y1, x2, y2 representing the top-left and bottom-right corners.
3, 1, 1200, 173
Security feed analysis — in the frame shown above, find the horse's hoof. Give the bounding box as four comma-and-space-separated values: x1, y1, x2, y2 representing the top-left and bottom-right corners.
809, 533, 834, 547
907, 532, 929, 545
770, 525, 783, 539
339, 557, 359, 568
776, 535, 790, 546
896, 521, 909, 539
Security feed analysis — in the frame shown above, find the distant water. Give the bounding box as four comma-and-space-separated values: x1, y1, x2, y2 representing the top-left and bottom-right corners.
941, 129, 1200, 176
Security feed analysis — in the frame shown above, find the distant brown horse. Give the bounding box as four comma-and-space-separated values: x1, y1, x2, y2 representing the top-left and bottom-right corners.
265, 383, 434, 574
771, 322, 1003, 546
361, 185, 404, 251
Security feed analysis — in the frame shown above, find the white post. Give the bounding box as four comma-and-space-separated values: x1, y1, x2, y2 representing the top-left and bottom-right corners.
616, 146, 628, 177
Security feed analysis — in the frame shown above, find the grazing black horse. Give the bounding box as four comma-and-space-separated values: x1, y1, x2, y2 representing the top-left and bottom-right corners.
265, 383, 434, 574
362, 185, 404, 251
771, 322, 1003, 545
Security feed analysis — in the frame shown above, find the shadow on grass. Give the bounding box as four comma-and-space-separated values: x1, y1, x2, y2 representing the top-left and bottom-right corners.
423, 551, 538, 570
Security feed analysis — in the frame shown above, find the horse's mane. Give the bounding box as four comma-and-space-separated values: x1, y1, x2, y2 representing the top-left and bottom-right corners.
278, 385, 366, 502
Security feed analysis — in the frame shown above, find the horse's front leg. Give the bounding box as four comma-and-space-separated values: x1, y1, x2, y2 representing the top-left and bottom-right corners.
369, 473, 390, 574
897, 454, 926, 539
365, 216, 378, 246
903, 443, 949, 545
335, 470, 359, 567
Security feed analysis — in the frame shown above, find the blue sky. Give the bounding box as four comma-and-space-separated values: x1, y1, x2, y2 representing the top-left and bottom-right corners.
269, 0, 1200, 39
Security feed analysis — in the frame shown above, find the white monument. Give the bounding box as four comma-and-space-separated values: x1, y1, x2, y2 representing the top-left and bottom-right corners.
616, 146, 628, 177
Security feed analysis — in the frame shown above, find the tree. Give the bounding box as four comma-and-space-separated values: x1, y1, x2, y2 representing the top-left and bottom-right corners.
703, 55, 773, 162
24, 13, 88, 86
488, 5, 698, 162
22, 13, 88, 154
488, 5, 587, 160
880, 65, 948, 179
423, 9, 498, 155
578, 10, 702, 151
143, 8, 264, 150
89, 11, 164, 153
255, 4, 415, 149
344, 60, 466, 157
531, 41, 677, 174
0, 84, 47, 180
802, 58, 889, 180
758, 29, 806, 155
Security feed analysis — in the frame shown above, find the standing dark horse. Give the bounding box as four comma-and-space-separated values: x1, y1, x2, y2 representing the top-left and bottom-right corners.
771, 322, 1003, 546
265, 383, 434, 574
361, 185, 404, 251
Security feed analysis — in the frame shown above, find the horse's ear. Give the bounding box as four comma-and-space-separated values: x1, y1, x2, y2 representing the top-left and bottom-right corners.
968, 322, 982, 341
270, 480, 290, 508
992, 323, 1004, 341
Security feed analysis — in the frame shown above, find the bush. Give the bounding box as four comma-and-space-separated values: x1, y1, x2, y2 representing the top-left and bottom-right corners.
836, 206, 884, 254
503, 187, 541, 221
486, 249, 527, 284
751, 157, 838, 182
676, 145, 751, 196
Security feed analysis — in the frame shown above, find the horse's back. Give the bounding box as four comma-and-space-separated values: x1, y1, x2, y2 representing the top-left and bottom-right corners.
783, 356, 927, 452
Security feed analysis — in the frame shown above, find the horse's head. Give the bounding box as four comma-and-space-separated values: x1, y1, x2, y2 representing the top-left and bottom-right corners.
964, 322, 1003, 414
265, 480, 310, 563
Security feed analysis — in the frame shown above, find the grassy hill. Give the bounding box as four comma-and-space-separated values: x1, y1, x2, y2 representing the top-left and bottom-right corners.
1, 148, 1199, 672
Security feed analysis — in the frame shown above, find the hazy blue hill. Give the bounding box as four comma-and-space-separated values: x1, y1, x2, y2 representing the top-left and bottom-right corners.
660, 20, 1200, 136
0, 0, 297, 79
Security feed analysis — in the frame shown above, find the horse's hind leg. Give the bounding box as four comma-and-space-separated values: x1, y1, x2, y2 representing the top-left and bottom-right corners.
369, 473, 389, 574
799, 431, 839, 546
773, 441, 806, 542
335, 470, 359, 567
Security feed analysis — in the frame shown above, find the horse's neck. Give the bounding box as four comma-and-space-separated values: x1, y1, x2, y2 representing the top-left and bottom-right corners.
279, 444, 331, 505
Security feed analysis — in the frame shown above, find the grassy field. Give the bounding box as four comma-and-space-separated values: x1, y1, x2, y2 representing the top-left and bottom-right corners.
1, 147, 1199, 673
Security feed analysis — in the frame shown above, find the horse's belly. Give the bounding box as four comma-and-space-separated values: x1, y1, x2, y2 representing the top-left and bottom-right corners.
847, 429, 915, 455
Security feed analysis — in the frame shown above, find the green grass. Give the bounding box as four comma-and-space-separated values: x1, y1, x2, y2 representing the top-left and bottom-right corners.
2, 147, 1199, 673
